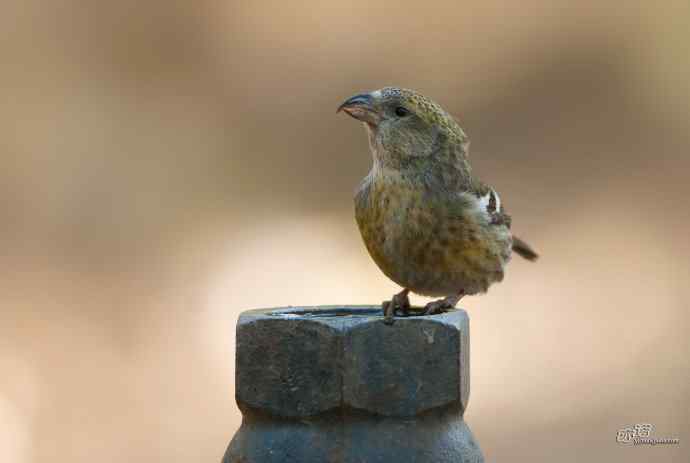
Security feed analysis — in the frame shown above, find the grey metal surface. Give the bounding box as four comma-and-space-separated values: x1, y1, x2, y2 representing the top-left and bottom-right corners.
224, 306, 483, 463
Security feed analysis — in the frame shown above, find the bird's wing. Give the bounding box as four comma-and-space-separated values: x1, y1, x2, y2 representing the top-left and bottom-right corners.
465, 180, 539, 261
466, 180, 512, 228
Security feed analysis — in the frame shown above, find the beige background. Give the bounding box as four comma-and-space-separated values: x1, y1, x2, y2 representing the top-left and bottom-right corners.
1, 1, 688, 462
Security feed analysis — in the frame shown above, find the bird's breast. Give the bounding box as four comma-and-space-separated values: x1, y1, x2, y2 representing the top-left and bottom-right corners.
354, 174, 511, 296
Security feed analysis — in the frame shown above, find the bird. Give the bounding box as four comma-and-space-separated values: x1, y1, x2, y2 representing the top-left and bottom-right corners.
337, 87, 538, 324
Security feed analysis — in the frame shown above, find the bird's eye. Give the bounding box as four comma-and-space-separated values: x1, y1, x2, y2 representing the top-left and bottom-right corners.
395, 106, 410, 117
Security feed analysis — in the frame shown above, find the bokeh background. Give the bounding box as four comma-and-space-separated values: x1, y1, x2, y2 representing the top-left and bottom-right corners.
1, 1, 689, 462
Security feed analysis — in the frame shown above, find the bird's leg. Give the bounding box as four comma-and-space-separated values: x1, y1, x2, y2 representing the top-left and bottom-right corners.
392, 288, 412, 317
423, 291, 464, 315
382, 288, 411, 324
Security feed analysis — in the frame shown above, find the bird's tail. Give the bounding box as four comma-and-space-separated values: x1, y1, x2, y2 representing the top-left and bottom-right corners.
512, 236, 538, 261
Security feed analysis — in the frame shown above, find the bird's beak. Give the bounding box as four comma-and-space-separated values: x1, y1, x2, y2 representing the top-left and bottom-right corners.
337, 93, 380, 126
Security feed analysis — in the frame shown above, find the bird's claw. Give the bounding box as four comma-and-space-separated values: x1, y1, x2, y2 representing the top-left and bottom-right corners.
382, 289, 411, 324
382, 300, 395, 325
423, 292, 463, 316
423, 300, 452, 315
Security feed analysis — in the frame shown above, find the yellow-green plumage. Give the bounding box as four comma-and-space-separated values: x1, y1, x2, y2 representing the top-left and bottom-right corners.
355, 166, 511, 297
339, 87, 537, 317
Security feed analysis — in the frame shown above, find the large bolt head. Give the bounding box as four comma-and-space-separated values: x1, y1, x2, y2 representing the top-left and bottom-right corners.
235, 306, 470, 418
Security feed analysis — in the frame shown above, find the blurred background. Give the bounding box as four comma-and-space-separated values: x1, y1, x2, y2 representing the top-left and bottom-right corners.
1, 1, 689, 462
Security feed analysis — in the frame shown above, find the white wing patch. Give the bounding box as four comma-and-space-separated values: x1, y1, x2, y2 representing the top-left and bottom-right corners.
476, 191, 491, 212
476, 188, 501, 214
492, 189, 501, 212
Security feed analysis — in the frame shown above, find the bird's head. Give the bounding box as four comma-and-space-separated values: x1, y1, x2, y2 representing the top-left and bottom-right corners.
337, 87, 468, 170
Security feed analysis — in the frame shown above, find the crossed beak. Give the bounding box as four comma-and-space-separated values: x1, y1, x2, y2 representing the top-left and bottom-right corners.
337, 93, 380, 126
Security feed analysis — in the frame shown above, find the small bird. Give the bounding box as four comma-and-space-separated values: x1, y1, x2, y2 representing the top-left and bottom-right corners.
338, 87, 538, 324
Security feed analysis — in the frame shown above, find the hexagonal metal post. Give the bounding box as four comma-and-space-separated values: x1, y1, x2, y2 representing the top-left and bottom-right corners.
222, 306, 483, 463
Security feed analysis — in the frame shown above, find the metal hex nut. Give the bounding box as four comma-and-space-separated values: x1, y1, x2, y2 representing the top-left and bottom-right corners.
234, 307, 469, 419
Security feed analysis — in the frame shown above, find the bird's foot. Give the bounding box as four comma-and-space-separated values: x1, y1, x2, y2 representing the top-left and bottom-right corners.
423, 292, 464, 315
423, 299, 453, 315
382, 288, 411, 325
